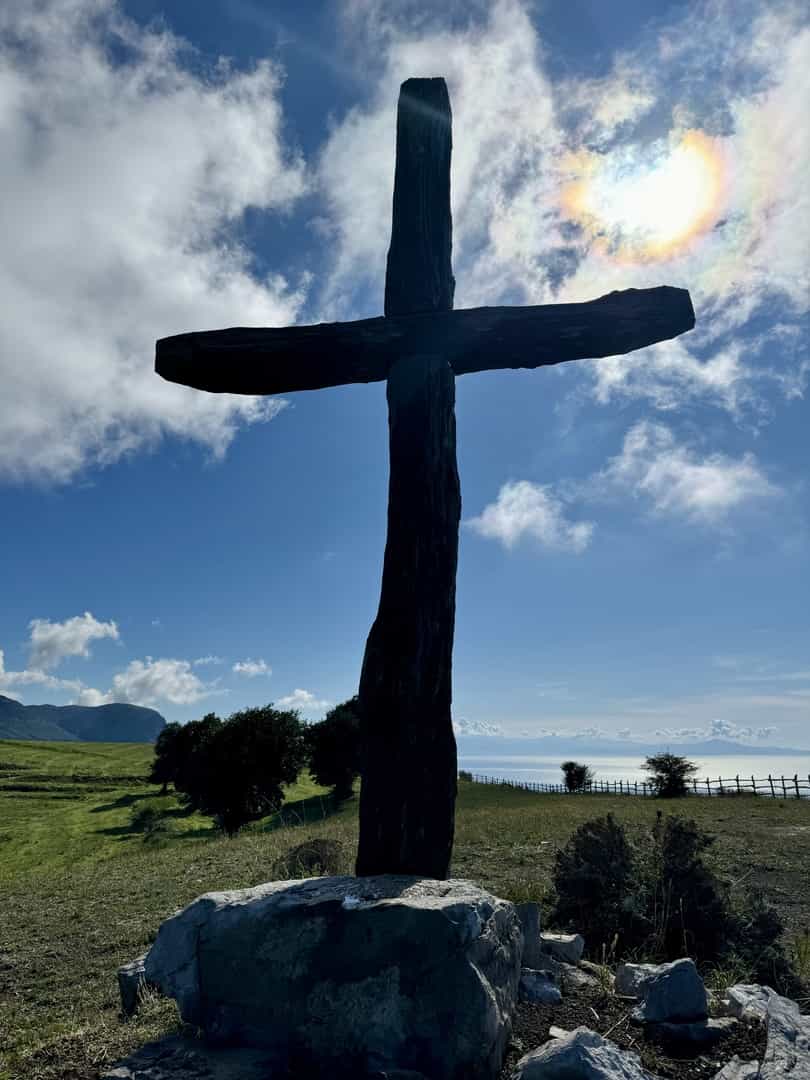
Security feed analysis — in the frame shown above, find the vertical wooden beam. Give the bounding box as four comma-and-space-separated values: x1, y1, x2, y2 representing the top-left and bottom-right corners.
356, 78, 459, 878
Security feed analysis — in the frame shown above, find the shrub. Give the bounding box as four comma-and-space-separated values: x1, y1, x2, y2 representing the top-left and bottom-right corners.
551, 811, 801, 990
458, 770, 473, 781
551, 814, 648, 955
273, 837, 345, 879
305, 696, 361, 801
647, 814, 736, 963
644, 753, 700, 798
179, 705, 307, 836
129, 804, 176, 844
561, 761, 593, 792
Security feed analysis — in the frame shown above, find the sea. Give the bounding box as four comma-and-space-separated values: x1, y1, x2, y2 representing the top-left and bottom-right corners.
456, 753, 810, 788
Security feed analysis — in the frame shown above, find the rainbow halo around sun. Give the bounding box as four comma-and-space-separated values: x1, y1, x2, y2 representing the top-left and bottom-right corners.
561, 130, 728, 262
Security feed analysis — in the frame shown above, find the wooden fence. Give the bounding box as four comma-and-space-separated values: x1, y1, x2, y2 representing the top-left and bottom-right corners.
464, 772, 810, 799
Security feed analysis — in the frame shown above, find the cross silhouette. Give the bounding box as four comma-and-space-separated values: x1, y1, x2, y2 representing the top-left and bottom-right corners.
156, 77, 694, 880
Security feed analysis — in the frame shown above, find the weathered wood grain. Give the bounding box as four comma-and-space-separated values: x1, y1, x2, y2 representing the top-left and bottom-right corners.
156, 286, 695, 395
355, 78, 459, 878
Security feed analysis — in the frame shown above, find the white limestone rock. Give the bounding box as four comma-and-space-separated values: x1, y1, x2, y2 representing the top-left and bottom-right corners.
510, 1027, 653, 1079
540, 932, 585, 965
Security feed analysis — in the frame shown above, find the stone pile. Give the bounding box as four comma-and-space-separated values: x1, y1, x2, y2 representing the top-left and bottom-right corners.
113, 880, 809, 1080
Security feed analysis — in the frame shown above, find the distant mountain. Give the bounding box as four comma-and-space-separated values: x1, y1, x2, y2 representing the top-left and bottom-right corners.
0, 695, 165, 742
456, 734, 808, 759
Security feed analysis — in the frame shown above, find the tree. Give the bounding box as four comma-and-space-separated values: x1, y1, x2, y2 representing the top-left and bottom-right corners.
172, 712, 223, 806
644, 752, 700, 798
561, 760, 593, 793
305, 696, 361, 801
181, 705, 307, 835
149, 722, 183, 794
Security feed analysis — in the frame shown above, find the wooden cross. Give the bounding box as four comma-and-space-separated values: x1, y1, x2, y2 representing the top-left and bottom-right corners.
156, 78, 694, 880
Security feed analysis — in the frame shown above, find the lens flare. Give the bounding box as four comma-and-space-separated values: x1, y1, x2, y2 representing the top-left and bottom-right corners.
560, 131, 728, 262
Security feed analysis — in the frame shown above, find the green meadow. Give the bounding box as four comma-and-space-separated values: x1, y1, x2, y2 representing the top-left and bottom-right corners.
1, 739, 808, 1079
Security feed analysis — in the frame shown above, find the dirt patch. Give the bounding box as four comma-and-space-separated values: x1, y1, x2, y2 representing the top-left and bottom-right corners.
498, 988, 766, 1079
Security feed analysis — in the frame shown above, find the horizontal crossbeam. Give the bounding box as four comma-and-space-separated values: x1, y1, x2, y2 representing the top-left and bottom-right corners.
156, 286, 694, 396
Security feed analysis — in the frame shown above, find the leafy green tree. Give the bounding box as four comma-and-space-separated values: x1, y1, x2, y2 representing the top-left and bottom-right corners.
305, 696, 361, 801
182, 705, 307, 835
644, 752, 700, 798
149, 722, 183, 794
561, 760, 593, 793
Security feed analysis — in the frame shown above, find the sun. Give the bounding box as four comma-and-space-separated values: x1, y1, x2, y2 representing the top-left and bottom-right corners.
560, 130, 727, 262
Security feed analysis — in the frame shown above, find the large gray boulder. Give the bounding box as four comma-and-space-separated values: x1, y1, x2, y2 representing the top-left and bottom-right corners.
761, 990, 810, 1078
142, 875, 522, 1079
510, 1027, 652, 1079
630, 957, 708, 1023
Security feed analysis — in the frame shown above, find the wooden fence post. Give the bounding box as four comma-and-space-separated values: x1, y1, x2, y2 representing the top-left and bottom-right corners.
769, 775, 775, 798
794, 775, 801, 799
735, 775, 741, 795
751, 775, 757, 796
781, 775, 787, 799
706, 778, 711, 796
718, 777, 723, 797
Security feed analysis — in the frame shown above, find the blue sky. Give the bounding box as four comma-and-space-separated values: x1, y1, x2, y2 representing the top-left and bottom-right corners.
1, 0, 808, 748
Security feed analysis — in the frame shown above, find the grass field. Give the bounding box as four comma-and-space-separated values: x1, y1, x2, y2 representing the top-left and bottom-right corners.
1, 739, 808, 1079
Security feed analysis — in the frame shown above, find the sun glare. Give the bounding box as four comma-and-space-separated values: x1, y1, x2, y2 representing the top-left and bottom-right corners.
561, 131, 727, 261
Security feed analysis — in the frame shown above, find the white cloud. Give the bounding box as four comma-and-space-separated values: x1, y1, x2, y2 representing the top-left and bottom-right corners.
654, 718, 779, 742
232, 658, 271, 677
74, 686, 112, 707
0, 648, 83, 696
110, 657, 215, 706
28, 611, 119, 670
601, 422, 778, 523
466, 480, 593, 552
318, 0, 808, 424
275, 688, 332, 713
453, 716, 504, 737
193, 655, 224, 667
0, 0, 306, 483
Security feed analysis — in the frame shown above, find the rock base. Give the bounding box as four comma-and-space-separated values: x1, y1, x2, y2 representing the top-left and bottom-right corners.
135, 875, 522, 1080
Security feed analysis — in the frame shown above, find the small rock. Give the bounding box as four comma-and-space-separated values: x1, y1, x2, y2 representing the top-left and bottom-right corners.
549, 1026, 571, 1039
615, 963, 660, 999
722, 983, 782, 1022
516, 902, 544, 968
520, 968, 563, 1005
630, 958, 708, 1023
117, 953, 149, 1017
540, 932, 585, 965
561, 962, 602, 992
712, 1056, 762, 1079
511, 1026, 653, 1079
